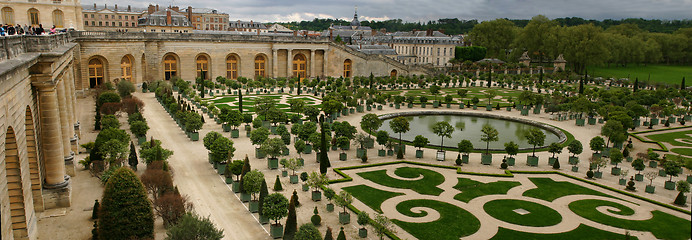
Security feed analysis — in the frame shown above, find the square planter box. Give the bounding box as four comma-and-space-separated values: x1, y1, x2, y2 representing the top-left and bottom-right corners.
421, 103, 427, 108
645, 185, 656, 193
462, 154, 470, 164
217, 163, 227, 175
268, 158, 279, 169
506, 107, 512, 111
665, 181, 676, 190
688, 175, 692, 184
548, 157, 557, 166
189, 132, 199, 141
270, 224, 283, 239
649, 161, 658, 168
359, 228, 368, 238
572, 166, 579, 172
635, 174, 644, 182
302, 184, 309, 191
377, 105, 383, 110
533, 107, 541, 114
486, 104, 493, 111
312, 191, 322, 201
356, 148, 366, 158
223, 124, 231, 132
225, 177, 233, 184
395, 104, 401, 109
526, 156, 539, 166
408, 103, 414, 108
481, 154, 492, 165
446, 103, 451, 108
339, 153, 347, 161
436, 151, 446, 161
256, 148, 266, 159
366, 139, 375, 149
506, 157, 515, 166
282, 148, 290, 156
249, 201, 259, 213
378, 149, 386, 156
304, 145, 312, 154
611, 167, 621, 176
576, 118, 585, 126
619, 179, 627, 185
594, 171, 603, 178
386, 149, 394, 156
231, 129, 240, 138
588, 118, 597, 125
416, 150, 424, 158
290, 175, 299, 184
658, 169, 666, 177
246, 130, 251, 137
232, 181, 240, 193
521, 109, 529, 116
473, 105, 478, 110
459, 103, 465, 109
568, 156, 579, 165
367, 105, 372, 111
240, 192, 251, 202
339, 212, 350, 224
326, 203, 334, 212
137, 136, 147, 145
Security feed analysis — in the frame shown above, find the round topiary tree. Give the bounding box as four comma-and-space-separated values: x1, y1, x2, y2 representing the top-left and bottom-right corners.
263, 193, 289, 226
295, 223, 322, 240
674, 180, 690, 206
99, 167, 154, 240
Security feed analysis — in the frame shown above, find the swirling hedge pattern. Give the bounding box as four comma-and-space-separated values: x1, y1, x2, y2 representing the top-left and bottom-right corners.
484, 199, 563, 227
393, 199, 480, 240
357, 167, 445, 195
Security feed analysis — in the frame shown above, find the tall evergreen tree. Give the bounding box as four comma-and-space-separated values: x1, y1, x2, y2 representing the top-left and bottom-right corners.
239, 155, 251, 193
98, 168, 154, 240
336, 226, 346, 240
273, 175, 283, 191
633, 77, 639, 92
319, 115, 331, 174
284, 194, 298, 240
238, 90, 243, 113
579, 74, 585, 95
682, 77, 686, 90
128, 141, 138, 171
258, 179, 269, 219
324, 227, 334, 240
92, 199, 100, 219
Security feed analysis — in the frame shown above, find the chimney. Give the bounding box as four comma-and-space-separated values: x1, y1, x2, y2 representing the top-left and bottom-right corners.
167, 10, 172, 25
128, 5, 131, 12
156, 5, 159, 12
427, 29, 433, 36
104, 4, 107, 9
188, 6, 192, 23
329, 29, 333, 40
172, 6, 179, 12
257, 29, 260, 35
148, 4, 155, 14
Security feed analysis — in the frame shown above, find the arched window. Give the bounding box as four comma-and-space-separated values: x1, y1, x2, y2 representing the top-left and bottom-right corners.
28, 8, 39, 26
163, 54, 177, 80
196, 55, 209, 79
5, 127, 28, 239
120, 56, 133, 82
2, 7, 14, 25
52, 10, 64, 28
254, 55, 265, 78
343, 59, 352, 78
226, 55, 238, 79
88, 58, 104, 88
390, 69, 398, 78
292, 54, 306, 80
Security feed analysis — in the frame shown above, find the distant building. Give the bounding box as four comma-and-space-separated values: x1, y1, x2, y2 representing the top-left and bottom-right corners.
347, 44, 397, 58
172, 6, 228, 31
324, 8, 375, 44
363, 30, 463, 67
229, 20, 267, 33
82, 4, 144, 31
267, 23, 293, 34
137, 6, 193, 33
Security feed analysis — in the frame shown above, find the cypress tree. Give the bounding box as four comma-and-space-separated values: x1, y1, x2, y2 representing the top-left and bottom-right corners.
324, 227, 334, 240
238, 90, 243, 113
273, 175, 283, 191
319, 115, 331, 174
369, 73, 374, 89
292, 189, 300, 207
258, 179, 268, 219
128, 141, 138, 171
487, 66, 492, 87
94, 111, 101, 130
538, 67, 543, 85
98, 168, 154, 240
633, 77, 639, 92
579, 74, 584, 95
91, 199, 100, 219
284, 194, 298, 240
239, 155, 251, 193
336, 226, 346, 240
297, 79, 301, 95
682, 77, 686, 90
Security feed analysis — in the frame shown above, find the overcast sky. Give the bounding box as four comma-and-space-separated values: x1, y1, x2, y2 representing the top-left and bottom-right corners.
91, 0, 692, 23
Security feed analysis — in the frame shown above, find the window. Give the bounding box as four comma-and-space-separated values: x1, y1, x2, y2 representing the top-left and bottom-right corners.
2, 7, 14, 25
53, 10, 65, 28
118, 16, 122, 20
84, 21, 88, 26
105, 22, 108, 26
121, 56, 133, 82
105, 15, 108, 19
91, 14, 94, 18
390, 69, 397, 78
343, 59, 352, 78
226, 55, 238, 79
91, 21, 94, 26
88, 58, 104, 88
125, 22, 128, 27
292, 54, 306, 80
28, 8, 39, 26
119, 22, 122, 27
254, 55, 265, 78
196, 55, 209, 79
84, 14, 88, 19
164, 55, 177, 80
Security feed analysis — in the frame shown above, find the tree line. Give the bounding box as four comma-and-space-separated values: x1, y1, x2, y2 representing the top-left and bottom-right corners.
270, 17, 692, 35
466, 15, 692, 74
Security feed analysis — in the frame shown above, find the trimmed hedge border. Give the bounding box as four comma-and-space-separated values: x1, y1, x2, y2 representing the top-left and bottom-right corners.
329, 160, 691, 240
629, 125, 692, 153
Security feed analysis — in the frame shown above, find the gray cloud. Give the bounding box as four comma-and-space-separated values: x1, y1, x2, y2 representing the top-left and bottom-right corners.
93, 0, 692, 22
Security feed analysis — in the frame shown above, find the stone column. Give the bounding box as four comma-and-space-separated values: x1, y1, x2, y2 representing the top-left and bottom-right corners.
323, 50, 329, 77
286, 49, 293, 78
57, 80, 75, 177
309, 49, 315, 78
272, 49, 278, 78
62, 73, 78, 155
35, 82, 71, 208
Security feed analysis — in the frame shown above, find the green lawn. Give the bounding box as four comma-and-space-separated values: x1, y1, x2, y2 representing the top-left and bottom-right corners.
491, 224, 636, 240
523, 178, 614, 202
589, 64, 691, 86
647, 130, 692, 148
356, 167, 446, 196
484, 199, 562, 227
569, 199, 691, 240
393, 199, 480, 240
341, 185, 404, 213
453, 178, 521, 202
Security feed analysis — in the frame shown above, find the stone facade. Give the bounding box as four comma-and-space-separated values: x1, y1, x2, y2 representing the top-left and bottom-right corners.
82, 4, 142, 31
72, 31, 429, 90
0, 0, 83, 30
1, 33, 78, 240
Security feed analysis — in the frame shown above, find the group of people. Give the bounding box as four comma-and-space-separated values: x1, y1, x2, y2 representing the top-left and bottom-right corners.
1, 24, 62, 36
